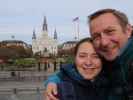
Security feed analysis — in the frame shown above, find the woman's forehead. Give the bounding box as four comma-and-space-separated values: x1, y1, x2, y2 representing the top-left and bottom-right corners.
78, 42, 95, 52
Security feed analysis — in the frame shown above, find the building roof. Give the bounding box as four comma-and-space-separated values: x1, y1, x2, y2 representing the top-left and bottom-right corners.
1, 40, 26, 44
0, 40, 31, 48
63, 41, 77, 45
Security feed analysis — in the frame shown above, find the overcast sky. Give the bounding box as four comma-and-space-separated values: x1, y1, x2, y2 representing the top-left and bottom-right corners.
0, 0, 133, 44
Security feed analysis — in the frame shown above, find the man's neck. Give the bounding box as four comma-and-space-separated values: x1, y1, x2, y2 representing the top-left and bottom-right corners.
118, 37, 132, 57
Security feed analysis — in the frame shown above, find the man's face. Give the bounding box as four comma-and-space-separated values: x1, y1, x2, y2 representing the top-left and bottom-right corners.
90, 13, 132, 61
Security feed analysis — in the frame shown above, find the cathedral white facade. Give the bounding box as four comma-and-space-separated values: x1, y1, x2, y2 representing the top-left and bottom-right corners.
32, 16, 58, 56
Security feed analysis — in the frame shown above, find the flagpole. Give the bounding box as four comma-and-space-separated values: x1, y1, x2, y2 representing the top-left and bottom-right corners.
73, 17, 79, 41
77, 19, 80, 41
74, 21, 77, 41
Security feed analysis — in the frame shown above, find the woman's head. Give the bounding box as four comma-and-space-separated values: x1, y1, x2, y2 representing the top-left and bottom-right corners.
74, 37, 102, 80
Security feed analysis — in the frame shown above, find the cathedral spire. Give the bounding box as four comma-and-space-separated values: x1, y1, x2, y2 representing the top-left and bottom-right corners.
42, 16, 48, 31
32, 29, 36, 39
54, 28, 57, 40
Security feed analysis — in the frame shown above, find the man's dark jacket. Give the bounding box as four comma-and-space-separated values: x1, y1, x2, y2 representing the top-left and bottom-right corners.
103, 37, 133, 100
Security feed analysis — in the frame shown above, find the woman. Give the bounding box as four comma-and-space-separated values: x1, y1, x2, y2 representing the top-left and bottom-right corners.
45, 37, 110, 100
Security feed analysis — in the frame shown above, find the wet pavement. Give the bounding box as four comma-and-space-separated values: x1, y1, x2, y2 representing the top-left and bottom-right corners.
0, 81, 45, 100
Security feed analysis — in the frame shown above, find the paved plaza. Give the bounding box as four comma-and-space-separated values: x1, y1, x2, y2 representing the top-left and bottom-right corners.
0, 80, 46, 100
0, 64, 59, 100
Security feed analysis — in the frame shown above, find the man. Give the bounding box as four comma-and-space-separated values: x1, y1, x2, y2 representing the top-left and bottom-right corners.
45, 9, 133, 100
89, 8, 133, 100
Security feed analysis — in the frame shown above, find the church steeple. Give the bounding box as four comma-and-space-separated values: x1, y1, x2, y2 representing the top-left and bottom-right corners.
54, 28, 57, 40
32, 29, 36, 39
42, 16, 48, 31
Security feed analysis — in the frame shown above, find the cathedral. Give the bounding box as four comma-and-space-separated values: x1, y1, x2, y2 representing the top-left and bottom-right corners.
32, 16, 58, 57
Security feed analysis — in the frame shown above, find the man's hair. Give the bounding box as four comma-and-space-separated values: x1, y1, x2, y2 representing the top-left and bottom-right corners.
88, 8, 129, 29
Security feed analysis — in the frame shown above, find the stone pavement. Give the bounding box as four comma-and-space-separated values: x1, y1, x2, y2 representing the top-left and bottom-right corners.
0, 81, 45, 100
0, 65, 58, 100
0, 92, 44, 100
0, 81, 44, 90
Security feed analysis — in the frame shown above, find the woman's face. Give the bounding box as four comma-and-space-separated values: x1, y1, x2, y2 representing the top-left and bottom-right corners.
75, 42, 102, 80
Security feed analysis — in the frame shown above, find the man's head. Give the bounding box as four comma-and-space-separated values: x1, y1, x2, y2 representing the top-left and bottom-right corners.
88, 9, 132, 61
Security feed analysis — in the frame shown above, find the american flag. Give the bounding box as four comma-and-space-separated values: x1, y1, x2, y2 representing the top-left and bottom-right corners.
73, 17, 79, 22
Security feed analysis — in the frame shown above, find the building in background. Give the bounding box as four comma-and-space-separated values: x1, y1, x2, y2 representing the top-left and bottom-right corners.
62, 41, 77, 50
32, 16, 58, 57
58, 41, 77, 57
0, 40, 32, 61
0, 40, 30, 49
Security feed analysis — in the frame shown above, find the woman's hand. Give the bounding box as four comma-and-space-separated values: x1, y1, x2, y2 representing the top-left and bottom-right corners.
45, 83, 59, 100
